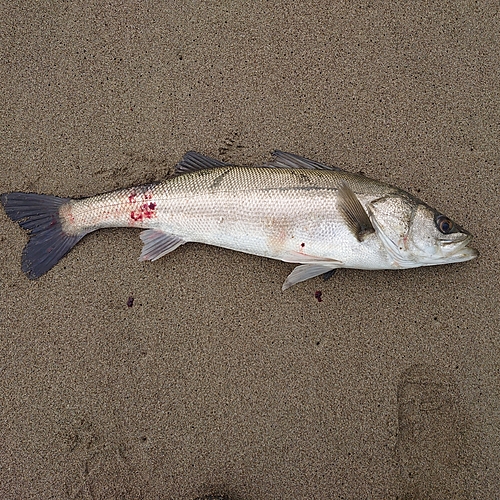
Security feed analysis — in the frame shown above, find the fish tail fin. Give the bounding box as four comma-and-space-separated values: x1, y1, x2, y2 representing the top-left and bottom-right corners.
1, 192, 86, 279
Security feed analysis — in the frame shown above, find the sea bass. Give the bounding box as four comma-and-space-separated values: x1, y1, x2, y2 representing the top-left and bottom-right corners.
0, 151, 478, 290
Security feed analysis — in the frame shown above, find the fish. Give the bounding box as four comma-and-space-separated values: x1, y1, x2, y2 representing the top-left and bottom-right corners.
0, 151, 478, 290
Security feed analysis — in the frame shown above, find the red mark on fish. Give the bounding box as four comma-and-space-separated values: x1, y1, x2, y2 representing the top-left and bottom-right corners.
131, 202, 157, 222
128, 191, 137, 203
314, 290, 323, 302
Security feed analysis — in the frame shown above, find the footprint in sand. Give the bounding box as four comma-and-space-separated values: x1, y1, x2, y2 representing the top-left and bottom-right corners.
395, 364, 469, 499
67, 446, 151, 499
62, 418, 149, 499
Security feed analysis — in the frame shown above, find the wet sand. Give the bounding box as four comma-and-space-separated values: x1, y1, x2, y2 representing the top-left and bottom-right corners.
1, 1, 498, 498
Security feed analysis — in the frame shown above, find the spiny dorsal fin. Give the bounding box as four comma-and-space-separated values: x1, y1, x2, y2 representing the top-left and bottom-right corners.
264, 151, 345, 172
174, 151, 231, 175
337, 182, 375, 242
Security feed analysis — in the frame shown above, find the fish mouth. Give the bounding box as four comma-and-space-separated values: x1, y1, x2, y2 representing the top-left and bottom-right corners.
439, 231, 471, 245
448, 246, 479, 262
440, 234, 479, 263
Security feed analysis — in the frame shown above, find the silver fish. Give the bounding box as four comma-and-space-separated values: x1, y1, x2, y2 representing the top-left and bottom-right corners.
1, 151, 478, 289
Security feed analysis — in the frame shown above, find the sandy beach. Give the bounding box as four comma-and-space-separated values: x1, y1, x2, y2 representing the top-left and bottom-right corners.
1, 1, 498, 498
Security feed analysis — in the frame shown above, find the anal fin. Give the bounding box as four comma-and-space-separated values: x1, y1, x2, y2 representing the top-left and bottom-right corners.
139, 229, 186, 261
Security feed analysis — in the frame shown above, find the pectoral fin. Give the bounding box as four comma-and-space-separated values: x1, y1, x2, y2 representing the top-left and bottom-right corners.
338, 182, 375, 242
282, 263, 341, 291
139, 230, 186, 261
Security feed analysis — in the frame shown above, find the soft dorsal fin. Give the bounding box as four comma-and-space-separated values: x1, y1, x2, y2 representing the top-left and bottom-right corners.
337, 182, 375, 242
264, 151, 345, 172
174, 151, 231, 175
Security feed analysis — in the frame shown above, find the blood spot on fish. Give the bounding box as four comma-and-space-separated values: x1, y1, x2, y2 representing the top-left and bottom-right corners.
127, 296, 134, 307
301, 242, 305, 248
144, 191, 153, 200
315, 290, 323, 302
130, 202, 157, 222
128, 191, 137, 203
399, 235, 409, 251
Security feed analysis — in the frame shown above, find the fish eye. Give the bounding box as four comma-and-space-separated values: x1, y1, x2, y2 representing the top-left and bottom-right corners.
435, 215, 454, 234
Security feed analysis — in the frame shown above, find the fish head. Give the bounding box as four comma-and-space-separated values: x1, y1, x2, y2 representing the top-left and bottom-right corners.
368, 194, 478, 268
